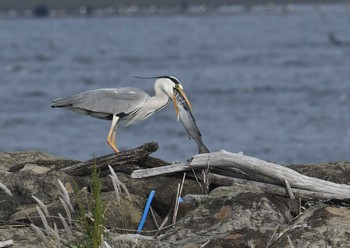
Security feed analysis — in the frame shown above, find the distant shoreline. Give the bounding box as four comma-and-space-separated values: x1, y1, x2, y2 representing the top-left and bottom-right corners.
0, 0, 349, 17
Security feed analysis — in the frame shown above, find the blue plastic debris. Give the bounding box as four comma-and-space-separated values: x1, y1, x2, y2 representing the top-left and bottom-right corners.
137, 189, 156, 234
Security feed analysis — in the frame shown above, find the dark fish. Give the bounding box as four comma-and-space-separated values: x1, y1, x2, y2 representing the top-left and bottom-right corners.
174, 88, 210, 154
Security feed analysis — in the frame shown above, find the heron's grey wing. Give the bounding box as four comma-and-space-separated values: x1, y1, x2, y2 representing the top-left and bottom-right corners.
52, 88, 149, 119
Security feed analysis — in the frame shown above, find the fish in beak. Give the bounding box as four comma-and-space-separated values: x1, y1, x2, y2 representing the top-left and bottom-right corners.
172, 84, 192, 118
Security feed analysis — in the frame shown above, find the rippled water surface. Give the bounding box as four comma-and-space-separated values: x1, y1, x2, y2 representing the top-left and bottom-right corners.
1, 5, 350, 164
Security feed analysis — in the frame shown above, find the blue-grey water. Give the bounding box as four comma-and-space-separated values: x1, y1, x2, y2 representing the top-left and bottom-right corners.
1, 4, 350, 164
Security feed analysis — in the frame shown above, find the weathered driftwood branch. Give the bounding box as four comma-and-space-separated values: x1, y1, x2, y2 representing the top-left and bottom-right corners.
207, 173, 350, 201
131, 150, 350, 200
60, 142, 158, 176
131, 163, 188, 178
189, 151, 350, 196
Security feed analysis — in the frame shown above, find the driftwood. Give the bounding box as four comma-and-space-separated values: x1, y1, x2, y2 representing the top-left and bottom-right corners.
131, 163, 188, 178
57, 140, 350, 201
131, 150, 350, 201
207, 173, 348, 201
190, 151, 350, 196
60, 142, 159, 176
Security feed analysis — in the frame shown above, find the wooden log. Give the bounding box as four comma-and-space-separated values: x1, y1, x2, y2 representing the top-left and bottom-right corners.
100, 156, 169, 176
189, 151, 350, 196
208, 173, 350, 201
60, 142, 158, 176
131, 163, 188, 178
131, 151, 350, 200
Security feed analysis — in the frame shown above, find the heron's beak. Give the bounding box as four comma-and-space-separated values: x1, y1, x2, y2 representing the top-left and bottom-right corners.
172, 85, 192, 117
177, 86, 192, 110
171, 94, 179, 117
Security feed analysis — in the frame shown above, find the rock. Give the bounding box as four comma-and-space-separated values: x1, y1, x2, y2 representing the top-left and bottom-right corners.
0, 151, 203, 247
0, 151, 78, 173
0, 225, 59, 248
288, 161, 350, 184
19, 164, 51, 174
101, 191, 160, 232
0, 170, 74, 221
1, 151, 350, 248
156, 184, 350, 247
156, 184, 291, 247
8, 190, 159, 233
269, 205, 350, 248
101, 173, 203, 218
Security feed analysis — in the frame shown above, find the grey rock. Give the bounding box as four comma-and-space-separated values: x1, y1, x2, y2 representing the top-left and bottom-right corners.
156, 184, 290, 247
0, 170, 74, 221
101, 172, 203, 218
0, 225, 59, 248
288, 161, 350, 184
1, 151, 350, 248
0, 150, 78, 173
269, 205, 350, 248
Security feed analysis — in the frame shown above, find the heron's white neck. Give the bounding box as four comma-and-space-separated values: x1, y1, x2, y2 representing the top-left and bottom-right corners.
126, 91, 168, 124
148, 90, 171, 111
125, 90, 170, 126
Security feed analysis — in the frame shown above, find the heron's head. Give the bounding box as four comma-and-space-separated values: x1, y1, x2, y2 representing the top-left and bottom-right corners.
154, 76, 192, 116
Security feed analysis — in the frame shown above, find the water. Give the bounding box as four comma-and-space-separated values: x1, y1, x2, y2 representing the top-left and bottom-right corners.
1, 4, 350, 164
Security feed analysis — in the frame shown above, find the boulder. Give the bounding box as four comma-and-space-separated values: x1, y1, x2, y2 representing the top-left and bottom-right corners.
1, 151, 350, 248
155, 184, 350, 248
101, 173, 203, 218
155, 184, 291, 247
0, 225, 59, 248
0, 170, 74, 221
288, 161, 350, 184
269, 205, 350, 248
0, 151, 203, 247
0, 151, 78, 173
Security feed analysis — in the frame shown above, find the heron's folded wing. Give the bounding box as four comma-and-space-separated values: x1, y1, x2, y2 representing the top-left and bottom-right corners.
53, 88, 148, 116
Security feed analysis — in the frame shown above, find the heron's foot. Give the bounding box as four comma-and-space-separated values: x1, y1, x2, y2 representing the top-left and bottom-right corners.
107, 140, 120, 153
111, 146, 120, 153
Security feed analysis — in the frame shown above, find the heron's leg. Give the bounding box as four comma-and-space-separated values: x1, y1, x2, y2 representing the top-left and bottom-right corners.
107, 115, 120, 153
111, 122, 118, 148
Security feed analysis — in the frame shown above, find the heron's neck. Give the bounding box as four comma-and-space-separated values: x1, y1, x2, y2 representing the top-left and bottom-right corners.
126, 90, 170, 125
149, 91, 170, 110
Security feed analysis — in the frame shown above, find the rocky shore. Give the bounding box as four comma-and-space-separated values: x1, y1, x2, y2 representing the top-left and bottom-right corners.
0, 147, 350, 247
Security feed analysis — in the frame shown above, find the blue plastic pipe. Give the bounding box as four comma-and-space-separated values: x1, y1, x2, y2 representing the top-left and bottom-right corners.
137, 189, 156, 234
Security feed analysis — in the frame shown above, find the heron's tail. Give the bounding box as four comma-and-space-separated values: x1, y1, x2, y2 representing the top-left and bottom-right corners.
51, 97, 74, 108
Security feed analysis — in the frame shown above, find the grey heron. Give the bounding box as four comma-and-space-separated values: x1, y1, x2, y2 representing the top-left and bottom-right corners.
51, 76, 191, 153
